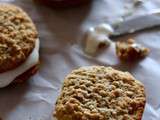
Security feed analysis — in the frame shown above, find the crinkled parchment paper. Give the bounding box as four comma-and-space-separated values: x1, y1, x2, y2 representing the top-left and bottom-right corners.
0, 0, 160, 120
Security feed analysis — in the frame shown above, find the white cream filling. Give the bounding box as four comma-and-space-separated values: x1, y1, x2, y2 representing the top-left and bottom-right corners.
0, 39, 40, 88
85, 23, 113, 55
94, 23, 114, 35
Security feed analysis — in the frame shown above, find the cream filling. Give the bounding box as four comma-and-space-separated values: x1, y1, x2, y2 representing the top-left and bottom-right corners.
0, 39, 40, 88
85, 23, 113, 55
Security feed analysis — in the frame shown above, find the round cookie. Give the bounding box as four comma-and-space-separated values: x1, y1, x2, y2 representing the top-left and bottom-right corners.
54, 66, 146, 120
0, 4, 38, 73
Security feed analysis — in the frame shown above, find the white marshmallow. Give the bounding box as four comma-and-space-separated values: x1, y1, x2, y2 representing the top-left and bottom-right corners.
95, 23, 114, 35
85, 25, 112, 55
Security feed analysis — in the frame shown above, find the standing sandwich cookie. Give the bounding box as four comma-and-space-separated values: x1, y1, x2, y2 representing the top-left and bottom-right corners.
54, 66, 146, 120
0, 4, 39, 88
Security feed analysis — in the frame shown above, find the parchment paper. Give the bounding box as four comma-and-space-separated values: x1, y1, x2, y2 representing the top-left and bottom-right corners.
0, 0, 160, 120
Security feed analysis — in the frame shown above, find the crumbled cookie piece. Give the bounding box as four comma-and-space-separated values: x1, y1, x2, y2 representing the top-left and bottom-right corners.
54, 66, 146, 120
116, 39, 149, 61
0, 4, 38, 73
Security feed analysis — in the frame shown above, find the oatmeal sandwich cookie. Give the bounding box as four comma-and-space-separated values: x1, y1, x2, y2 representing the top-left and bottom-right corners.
54, 66, 145, 120
0, 4, 39, 88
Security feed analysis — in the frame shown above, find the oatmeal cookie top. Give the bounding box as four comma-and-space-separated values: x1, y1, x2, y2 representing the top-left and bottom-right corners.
55, 66, 145, 120
0, 4, 38, 73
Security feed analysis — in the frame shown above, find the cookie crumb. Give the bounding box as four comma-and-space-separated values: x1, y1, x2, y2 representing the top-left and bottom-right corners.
116, 39, 149, 61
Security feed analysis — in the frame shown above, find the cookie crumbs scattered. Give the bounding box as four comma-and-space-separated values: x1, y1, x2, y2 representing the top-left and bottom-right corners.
116, 39, 149, 61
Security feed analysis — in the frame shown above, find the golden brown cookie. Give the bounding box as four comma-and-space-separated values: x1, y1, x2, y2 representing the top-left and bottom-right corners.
0, 4, 39, 88
54, 66, 146, 120
0, 4, 38, 73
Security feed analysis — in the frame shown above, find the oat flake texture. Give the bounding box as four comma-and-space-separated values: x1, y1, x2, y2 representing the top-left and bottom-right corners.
54, 66, 146, 120
0, 4, 38, 73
